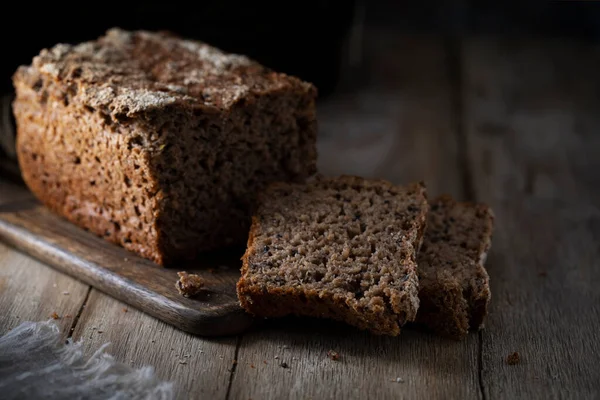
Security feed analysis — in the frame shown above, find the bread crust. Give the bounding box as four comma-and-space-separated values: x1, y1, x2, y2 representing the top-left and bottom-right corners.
416, 195, 494, 339
13, 28, 317, 265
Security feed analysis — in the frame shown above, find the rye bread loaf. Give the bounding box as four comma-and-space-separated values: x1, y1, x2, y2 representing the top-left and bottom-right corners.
237, 176, 428, 336
12, 28, 317, 265
416, 196, 494, 338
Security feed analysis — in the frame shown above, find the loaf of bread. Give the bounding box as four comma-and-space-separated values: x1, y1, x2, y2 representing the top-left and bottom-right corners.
12, 28, 317, 265
416, 196, 494, 338
237, 176, 428, 336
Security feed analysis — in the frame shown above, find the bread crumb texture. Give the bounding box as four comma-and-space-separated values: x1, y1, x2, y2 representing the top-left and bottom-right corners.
416, 195, 494, 339
237, 176, 428, 336
175, 272, 204, 298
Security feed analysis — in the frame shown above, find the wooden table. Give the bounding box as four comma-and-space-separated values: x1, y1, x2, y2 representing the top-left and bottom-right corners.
1, 29, 599, 399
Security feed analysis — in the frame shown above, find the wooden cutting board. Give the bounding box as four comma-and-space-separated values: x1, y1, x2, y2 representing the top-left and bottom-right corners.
0, 178, 253, 336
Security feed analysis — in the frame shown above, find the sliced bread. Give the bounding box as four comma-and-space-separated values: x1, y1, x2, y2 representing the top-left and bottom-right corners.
236, 176, 428, 336
416, 196, 494, 338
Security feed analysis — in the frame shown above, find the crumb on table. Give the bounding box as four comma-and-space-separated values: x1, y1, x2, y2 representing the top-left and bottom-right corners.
176, 271, 204, 298
506, 352, 520, 365
327, 350, 340, 361
50, 312, 60, 320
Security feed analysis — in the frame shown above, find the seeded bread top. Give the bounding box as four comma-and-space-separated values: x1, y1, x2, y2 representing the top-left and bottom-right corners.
13, 28, 316, 118
241, 176, 428, 323
419, 196, 494, 292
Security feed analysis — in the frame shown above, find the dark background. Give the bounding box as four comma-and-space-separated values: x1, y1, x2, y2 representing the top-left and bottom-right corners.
2, 1, 600, 96
0, 1, 356, 96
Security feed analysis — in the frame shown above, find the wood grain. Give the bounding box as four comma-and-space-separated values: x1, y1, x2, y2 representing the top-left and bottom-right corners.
72, 290, 238, 400
0, 180, 89, 338
230, 31, 481, 400
0, 242, 90, 339
231, 318, 480, 400
0, 182, 252, 336
318, 33, 463, 198
463, 38, 600, 399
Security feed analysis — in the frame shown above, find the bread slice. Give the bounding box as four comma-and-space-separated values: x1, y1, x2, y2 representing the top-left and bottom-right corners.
237, 176, 428, 336
12, 28, 317, 265
416, 196, 494, 338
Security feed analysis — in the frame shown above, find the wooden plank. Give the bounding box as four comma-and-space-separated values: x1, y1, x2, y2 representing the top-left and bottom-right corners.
231, 319, 480, 400
318, 33, 462, 198
463, 37, 600, 399
72, 289, 238, 400
0, 240, 90, 338
0, 181, 252, 336
231, 31, 481, 400
0, 179, 90, 337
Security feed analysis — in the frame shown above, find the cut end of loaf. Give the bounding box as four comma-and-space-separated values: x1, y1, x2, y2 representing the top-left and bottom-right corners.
237, 176, 428, 336
416, 195, 494, 339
